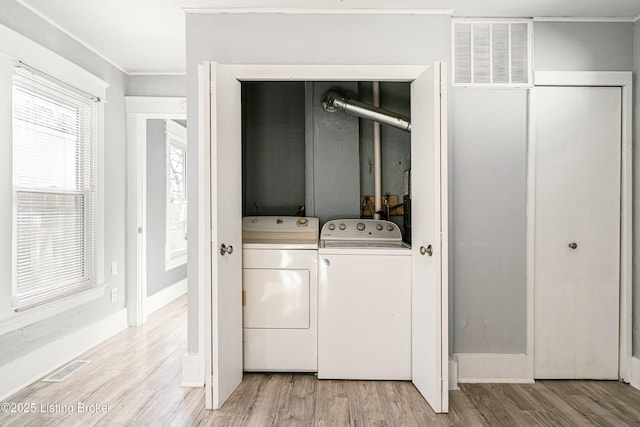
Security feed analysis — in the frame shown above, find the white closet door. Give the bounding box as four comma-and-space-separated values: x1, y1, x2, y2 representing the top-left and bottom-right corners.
203, 62, 244, 409
411, 62, 449, 412
534, 86, 621, 379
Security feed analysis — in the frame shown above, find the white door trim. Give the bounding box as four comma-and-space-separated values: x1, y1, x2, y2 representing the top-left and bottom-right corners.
198, 63, 448, 411
526, 71, 633, 381
197, 65, 213, 409
439, 62, 450, 410
125, 96, 187, 327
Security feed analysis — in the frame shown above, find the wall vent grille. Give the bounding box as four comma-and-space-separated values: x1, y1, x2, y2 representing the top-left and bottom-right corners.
453, 19, 532, 87
42, 360, 90, 382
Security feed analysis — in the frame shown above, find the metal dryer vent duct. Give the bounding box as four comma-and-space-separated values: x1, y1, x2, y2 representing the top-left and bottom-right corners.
321, 90, 411, 132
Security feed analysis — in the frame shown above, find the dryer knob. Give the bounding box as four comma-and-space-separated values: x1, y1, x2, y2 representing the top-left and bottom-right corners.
376, 224, 383, 231
328, 223, 336, 230
387, 224, 394, 231
356, 222, 366, 231
339, 223, 346, 230
297, 218, 308, 227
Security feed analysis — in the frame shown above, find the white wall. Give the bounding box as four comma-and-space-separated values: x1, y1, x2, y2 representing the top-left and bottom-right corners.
0, 1, 128, 366
127, 74, 187, 98
633, 19, 640, 357
450, 89, 528, 354
534, 22, 635, 71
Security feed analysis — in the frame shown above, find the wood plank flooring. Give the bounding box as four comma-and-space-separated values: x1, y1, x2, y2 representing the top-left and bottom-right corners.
1, 296, 640, 427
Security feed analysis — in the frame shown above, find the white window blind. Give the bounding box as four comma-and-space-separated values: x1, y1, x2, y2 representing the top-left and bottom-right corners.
453, 20, 532, 87
12, 64, 98, 310
165, 120, 187, 270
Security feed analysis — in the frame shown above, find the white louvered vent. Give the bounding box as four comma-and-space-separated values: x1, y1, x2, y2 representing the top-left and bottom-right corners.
42, 360, 90, 382
453, 20, 532, 87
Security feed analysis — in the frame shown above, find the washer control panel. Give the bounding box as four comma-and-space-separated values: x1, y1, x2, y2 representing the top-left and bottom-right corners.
320, 219, 402, 241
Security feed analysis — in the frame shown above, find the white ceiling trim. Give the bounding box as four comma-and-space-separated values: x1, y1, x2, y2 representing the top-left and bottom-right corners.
453, 17, 531, 22
183, 7, 454, 15
128, 71, 187, 76
533, 16, 638, 23
634, 13, 640, 22
15, 0, 128, 74
0, 22, 109, 98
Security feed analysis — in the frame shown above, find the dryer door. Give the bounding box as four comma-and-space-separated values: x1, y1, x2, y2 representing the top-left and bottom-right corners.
243, 269, 310, 329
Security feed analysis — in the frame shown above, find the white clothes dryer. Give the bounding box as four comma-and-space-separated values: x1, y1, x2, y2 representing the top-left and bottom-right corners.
242, 216, 319, 372
317, 219, 411, 380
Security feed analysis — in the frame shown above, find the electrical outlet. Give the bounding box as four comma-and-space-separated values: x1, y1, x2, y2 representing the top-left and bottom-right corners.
111, 261, 118, 276
110, 288, 117, 303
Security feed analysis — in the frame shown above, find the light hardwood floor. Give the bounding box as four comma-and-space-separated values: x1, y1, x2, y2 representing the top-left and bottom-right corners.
1, 296, 640, 427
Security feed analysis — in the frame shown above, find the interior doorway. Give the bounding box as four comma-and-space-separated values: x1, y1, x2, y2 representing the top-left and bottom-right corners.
199, 63, 449, 413
125, 96, 187, 326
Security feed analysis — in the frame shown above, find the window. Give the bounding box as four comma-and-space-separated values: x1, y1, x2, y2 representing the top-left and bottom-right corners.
12, 64, 98, 310
165, 120, 187, 270
452, 19, 532, 87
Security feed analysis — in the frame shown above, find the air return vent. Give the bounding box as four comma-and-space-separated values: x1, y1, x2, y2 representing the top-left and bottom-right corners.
453, 20, 532, 87
42, 360, 90, 382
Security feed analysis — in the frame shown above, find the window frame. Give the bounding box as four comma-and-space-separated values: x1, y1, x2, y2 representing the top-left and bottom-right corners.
0, 22, 107, 324
11, 64, 100, 310
164, 119, 188, 271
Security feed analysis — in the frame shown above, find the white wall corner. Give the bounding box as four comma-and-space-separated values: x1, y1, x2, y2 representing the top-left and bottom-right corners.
630, 356, 640, 391
449, 357, 459, 390
181, 352, 204, 388
454, 353, 534, 384
146, 278, 188, 316
0, 309, 128, 402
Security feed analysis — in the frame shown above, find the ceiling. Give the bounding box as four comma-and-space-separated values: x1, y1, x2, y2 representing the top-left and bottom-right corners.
17, 0, 640, 75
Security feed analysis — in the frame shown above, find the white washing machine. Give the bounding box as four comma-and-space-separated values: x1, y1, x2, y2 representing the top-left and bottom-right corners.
317, 219, 412, 380
242, 216, 319, 372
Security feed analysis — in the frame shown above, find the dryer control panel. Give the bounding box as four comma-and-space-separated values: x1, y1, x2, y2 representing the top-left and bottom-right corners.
242, 216, 319, 245
243, 216, 319, 232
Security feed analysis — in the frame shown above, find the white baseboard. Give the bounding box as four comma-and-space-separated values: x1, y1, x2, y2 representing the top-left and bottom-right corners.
631, 356, 640, 391
181, 352, 204, 388
449, 357, 459, 390
146, 278, 187, 315
0, 308, 128, 402
455, 353, 534, 383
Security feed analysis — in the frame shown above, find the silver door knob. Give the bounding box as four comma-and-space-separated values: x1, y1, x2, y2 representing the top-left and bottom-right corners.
420, 244, 433, 256
568, 242, 577, 249
220, 244, 233, 256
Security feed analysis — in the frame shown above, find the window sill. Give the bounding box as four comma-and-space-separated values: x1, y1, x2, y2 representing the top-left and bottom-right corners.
165, 255, 187, 272
0, 285, 106, 336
